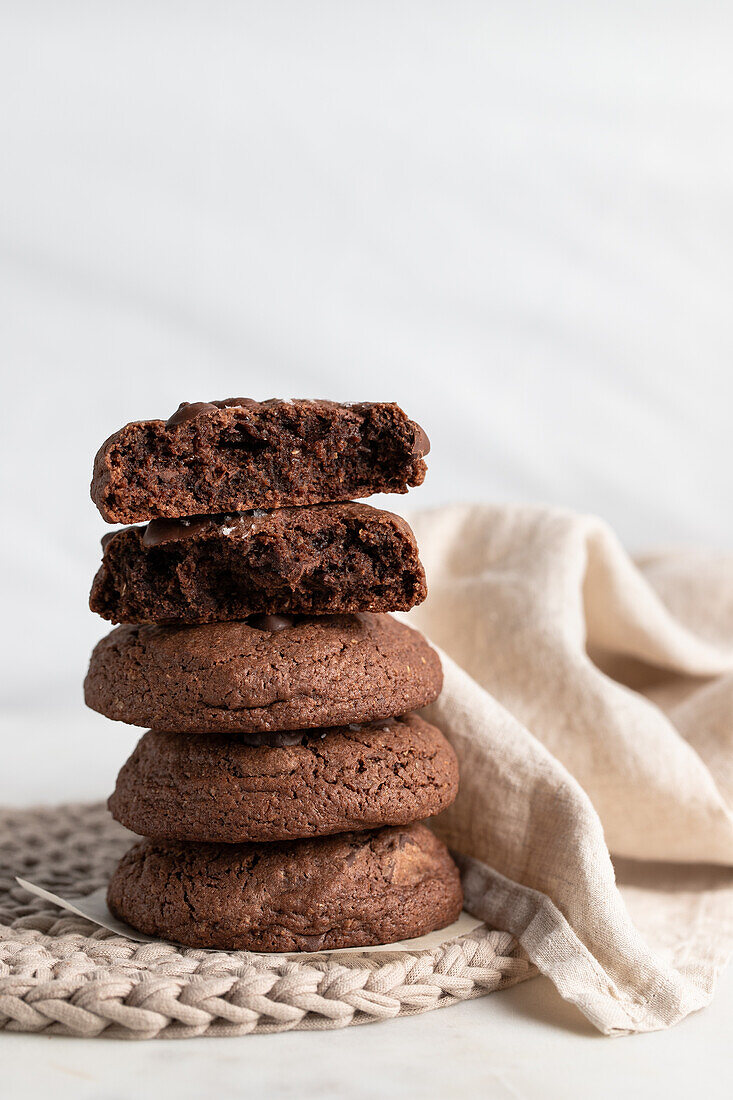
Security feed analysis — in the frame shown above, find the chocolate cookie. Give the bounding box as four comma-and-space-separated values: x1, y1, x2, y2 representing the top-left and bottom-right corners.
84, 613, 442, 733
90, 502, 426, 625
107, 823, 463, 951
91, 399, 429, 524
108, 714, 458, 842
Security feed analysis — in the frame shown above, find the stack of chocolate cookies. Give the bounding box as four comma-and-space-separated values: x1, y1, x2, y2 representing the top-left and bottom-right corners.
84, 399, 462, 951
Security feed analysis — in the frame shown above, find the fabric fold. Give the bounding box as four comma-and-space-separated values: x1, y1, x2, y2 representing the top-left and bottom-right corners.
403, 503, 733, 1033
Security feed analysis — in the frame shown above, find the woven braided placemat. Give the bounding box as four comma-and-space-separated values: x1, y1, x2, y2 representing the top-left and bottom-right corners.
0, 802, 533, 1039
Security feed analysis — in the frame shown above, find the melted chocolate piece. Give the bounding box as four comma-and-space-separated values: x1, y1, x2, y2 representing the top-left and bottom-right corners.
142, 516, 215, 548
217, 397, 260, 409
411, 424, 431, 458
142, 511, 271, 547
347, 718, 398, 733
236, 729, 328, 748
166, 401, 218, 427
101, 529, 122, 551
247, 613, 296, 632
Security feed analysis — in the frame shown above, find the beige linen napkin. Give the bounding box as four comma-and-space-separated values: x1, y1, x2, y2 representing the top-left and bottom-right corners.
404, 504, 733, 1035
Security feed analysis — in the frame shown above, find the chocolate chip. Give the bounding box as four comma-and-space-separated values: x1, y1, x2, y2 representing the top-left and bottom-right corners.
166, 401, 218, 427
246, 613, 295, 632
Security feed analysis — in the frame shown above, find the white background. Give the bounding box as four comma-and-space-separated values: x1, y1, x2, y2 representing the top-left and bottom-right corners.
1, 2, 732, 1094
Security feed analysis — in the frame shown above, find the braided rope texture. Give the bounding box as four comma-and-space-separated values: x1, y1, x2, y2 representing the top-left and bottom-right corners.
0, 802, 533, 1039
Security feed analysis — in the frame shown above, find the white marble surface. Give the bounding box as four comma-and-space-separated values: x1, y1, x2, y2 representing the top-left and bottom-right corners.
2, 973, 732, 1100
